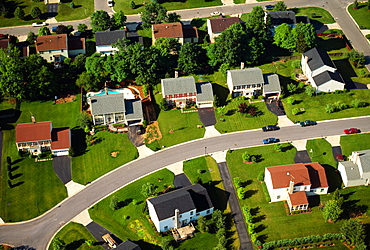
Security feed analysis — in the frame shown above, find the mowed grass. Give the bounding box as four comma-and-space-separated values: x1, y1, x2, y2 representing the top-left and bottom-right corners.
340, 132, 370, 156
294, 7, 335, 24
49, 222, 103, 250
215, 98, 278, 133
282, 89, 370, 123
89, 169, 174, 249
56, 0, 94, 22
348, 3, 370, 29
72, 131, 138, 184
114, 0, 222, 15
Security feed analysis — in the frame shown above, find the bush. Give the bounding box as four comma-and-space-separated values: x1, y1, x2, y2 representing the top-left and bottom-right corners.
242, 151, 252, 162
237, 187, 246, 199
233, 177, 242, 188
257, 171, 265, 181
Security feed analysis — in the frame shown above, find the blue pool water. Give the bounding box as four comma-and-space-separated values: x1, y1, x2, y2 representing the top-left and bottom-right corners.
95, 90, 122, 96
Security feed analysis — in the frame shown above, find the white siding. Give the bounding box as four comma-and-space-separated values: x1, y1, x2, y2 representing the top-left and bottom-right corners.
316, 80, 345, 93
147, 201, 161, 232
96, 45, 118, 55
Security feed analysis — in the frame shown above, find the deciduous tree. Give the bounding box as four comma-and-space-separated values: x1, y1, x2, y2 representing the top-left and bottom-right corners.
140, 2, 168, 29
91, 10, 111, 32
56, 25, 69, 34
77, 23, 88, 32
273, 1, 287, 11
109, 196, 119, 210
14, 7, 24, 20
245, 5, 270, 41
26, 31, 37, 44
76, 72, 99, 92
38, 26, 51, 36
178, 43, 205, 74
141, 182, 156, 197
341, 219, 365, 246
111, 11, 127, 30
274, 23, 296, 50
30, 6, 41, 19
129, 0, 136, 9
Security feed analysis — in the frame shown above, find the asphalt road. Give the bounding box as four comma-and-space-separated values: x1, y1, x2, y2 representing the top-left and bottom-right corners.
1, 116, 370, 249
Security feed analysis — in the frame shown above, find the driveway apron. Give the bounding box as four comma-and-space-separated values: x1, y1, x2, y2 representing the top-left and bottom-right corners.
52, 156, 72, 184
128, 125, 144, 147
265, 99, 285, 116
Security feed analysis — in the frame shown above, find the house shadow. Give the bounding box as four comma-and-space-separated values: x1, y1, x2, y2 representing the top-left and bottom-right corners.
71, 127, 87, 156
307, 195, 321, 207
322, 164, 342, 192
0, 109, 21, 130
316, 37, 345, 51
203, 181, 228, 211
212, 83, 229, 107
244, 189, 258, 199
333, 59, 358, 81
135, 240, 162, 250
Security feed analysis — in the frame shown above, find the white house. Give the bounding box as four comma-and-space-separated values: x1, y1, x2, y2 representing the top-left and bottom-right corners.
16, 121, 71, 156
264, 163, 328, 211
338, 150, 370, 187
95, 30, 126, 55
227, 68, 281, 98
161, 76, 214, 108
147, 184, 214, 232
301, 47, 345, 93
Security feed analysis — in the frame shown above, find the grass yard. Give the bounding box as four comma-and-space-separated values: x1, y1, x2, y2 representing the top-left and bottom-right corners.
340, 132, 370, 156
282, 89, 370, 123
56, 0, 94, 22
333, 57, 370, 85
234, 0, 246, 4
72, 131, 138, 184
293, 7, 335, 24
348, 3, 370, 29
214, 98, 278, 133
89, 169, 174, 249
114, 0, 222, 15
49, 222, 103, 250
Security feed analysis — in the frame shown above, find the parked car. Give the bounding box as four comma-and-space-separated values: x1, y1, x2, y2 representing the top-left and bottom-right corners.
32, 22, 47, 27
263, 138, 280, 144
102, 234, 117, 248
344, 128, 360, 134
107, 0, 114, 6
300, 120, 317, 127
210, 11, 224, 16
264, 5, 274, 10
336, 154, 344, 162
51, 26, 58, 32
136, 126, 142, 135
262, 125, 280, 132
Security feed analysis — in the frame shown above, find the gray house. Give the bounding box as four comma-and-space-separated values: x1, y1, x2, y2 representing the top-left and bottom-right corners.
338, 150, 370, 187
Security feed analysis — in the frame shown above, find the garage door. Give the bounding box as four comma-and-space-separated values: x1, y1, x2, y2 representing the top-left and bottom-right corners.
197, 102, 213, 108
53, 150, 69, 156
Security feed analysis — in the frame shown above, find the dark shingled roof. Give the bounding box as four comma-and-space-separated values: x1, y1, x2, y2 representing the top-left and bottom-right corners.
68, 37, 85, 50
208, 16, 242, 33
116, 240, 141, 250
267, 11, 296, 25
95, 30, 126, 46
147, 184, 213, 221
183, 26, 199, 38
303, 47, 336, 72
313, 71, 344, 86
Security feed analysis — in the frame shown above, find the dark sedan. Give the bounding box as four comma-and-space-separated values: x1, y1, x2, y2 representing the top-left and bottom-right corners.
262, 125, 280, 132
300, 120, 317, 127
263, 138, 280, 144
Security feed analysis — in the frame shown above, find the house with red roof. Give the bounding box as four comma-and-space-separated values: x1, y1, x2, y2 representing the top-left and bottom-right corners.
264, 163, 328, 212
152, 22, 199, 45
16, 121, 71, 156
207, 16, 242, 43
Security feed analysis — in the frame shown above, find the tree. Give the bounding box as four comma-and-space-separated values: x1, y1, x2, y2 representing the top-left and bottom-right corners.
38, 26, 51, 36
129, 0, 136, 9
56, 25, 69, 34
77, 112, 92, 129
242, 151, 252, 162
305, 85, 316, 97
212, 210, 225, 230
167, 12, 181, 23
141, 182, 156, 197
159, 98, 169, 111
140, 2, 168, 29
296, 32, 308, 53
325, 103, 335, 113
91, 10, 111, 32
197, 216, 208, 233
351, 99, 361, 108
85, 240, 94, 247
109, 196, 119, 210
112, 38, 130, 51
237, 187, 246, 199
238, 102, 248, 113
245, 5, 270, 41
274, 23, 297, 50
322, 199, 343, 222
341, 219, 365, 246
153, 37, 180, 72
111, 11, 127, 30
233, 177, 242, 188
161, 238, 173, 250
30, 6, 41, 19
295, 23, 316, 50
217, 106, 227, 116
178, 43, 205, 74
287, 83, 297, 93
347, 49, 365, 67
353, 0, 358, 9
52, 237, 66, 250
273, 1, 287, 11
70, 2, 75, 8
292, 108, 299, 115
274, 143, 282, 152
77, 23, 88, 32
76, 72, 99, 92
26, 31, 37, 44
14, 7, 25, 20
0, 48, 24, 99
368, 0, 370, 10
287, 96, 294, 104
0, 5, 9, 18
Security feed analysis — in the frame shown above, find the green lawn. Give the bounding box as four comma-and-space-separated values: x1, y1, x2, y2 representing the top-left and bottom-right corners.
294, 7, 335, 24
72, 131, 138, 184
348, 3, 370, 29
234, 0, 246, 4
49, 222, 103, 250
214, 98, 278, 133
56, 0, 94, 22
177, 232, 218, 250
340, 132, 370, 156
89, 169, 175, 249
114, 0, 222, 15
282, 89, 370, 123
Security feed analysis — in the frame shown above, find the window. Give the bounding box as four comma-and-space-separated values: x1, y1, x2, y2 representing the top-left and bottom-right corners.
168, 95, 172, 98
184, 93, 188, 97
190, 211, 193, 215
164, 226, 168, 230
190, 217, 193, 220
61, 49, 64, 52
256, 84, 261, 87
247, 85, 251, 89
277, 195, 281, 199
196, 212, 200, 216
320, 188, 324, 192
206, 210, 210, 214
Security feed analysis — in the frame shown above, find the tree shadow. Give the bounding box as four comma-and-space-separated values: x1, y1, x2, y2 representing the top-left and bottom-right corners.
245, 189, 258, 199
118, 198, 133, 208
257, 234, 269, 244
135, 239, 162, 250
316, 37, 345, 52
190, 18, 206, 28
8, 180, 24, 188
282, 144, 294, 152
8, 172, 23, 180
225, 109, 236, 116
250, 206, 260, 216
65, 239, 84, 250
254, 224, 267, 233
242, 179, 253, 187
254, 154, 264, 163
253, 214, 266, 223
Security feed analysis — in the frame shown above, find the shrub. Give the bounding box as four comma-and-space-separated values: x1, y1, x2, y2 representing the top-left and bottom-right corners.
257, 171, 265, 181
233, 177, 242, 188
325, 103, 335, 113
242, 151, 252, 162
292, 108, 299, 115
70, 2, 75, 8
287, 96, 294, 105
237, 187, 246, 199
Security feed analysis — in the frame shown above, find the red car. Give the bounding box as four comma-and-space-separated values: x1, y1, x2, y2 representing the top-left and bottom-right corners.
344, 128, 360, 134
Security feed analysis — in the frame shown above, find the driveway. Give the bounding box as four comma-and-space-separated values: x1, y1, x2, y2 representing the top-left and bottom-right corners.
52, 156, 72, 184
47, 4, 58, 18
86, 221, 122, 249
94, 0, 113, 14
174, 173, 192, 188
265, 99, 286, 116
294, 150, 312, 164
198, 107, 216, 127
128, 126, 144, 147
332, 146, 343, 161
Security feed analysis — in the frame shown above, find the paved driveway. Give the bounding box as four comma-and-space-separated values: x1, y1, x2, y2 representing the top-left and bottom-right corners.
265, 99, 285, 116
52, 156, 71, 184
294, 150, 312, 164
198, 108, 216, 127
47, 4, 58, 18
86, 222, 122, 249
128, 126, 144, 147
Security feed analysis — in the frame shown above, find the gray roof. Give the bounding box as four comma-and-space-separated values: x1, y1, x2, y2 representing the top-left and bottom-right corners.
147, 184, 213, 221
313, 71, 344, 86
124, 99, 143, 121
90, 93, 125, 115
263, 74, 281, 94
161, 76, 197, 96
340, 161, 361, 180
196, 82, 214, 102
303, 47, 336, 72
125, 22, 140, 32
95, 30, 126, 46
267, 11, 296, 25
228, 68, 264, 86
358, 149, 370, 173
116, 240, 141, 250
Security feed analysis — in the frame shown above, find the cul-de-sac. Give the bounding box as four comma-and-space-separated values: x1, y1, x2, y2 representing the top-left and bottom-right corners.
0, 0, 369, 249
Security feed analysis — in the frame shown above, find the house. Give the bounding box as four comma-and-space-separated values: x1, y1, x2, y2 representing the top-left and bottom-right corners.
265, 11, 296, 33
338, 150, 370, 187
207, 16, 242, 43
264, 163, 328, 211
0, 34, 16, 50
87, 88, 144, 126
227, 68, 281, 98
35, 34, 86, 63
147, 184, 214, 232
301, 47, 345, 93
152, 22, 199, 45
95, 30, 126, 55
161, 76, 214, 108
16, 121, 71, 156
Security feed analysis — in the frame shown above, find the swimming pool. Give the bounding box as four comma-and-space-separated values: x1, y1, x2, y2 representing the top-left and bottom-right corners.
86, 88, 135, 99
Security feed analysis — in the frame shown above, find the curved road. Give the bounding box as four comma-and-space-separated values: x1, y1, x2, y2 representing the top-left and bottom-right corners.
1, 116, 370, 249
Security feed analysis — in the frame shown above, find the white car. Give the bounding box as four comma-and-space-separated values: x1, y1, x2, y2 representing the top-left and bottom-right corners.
107, 0, 113, 6
32, 22, 47, 27
210, 11, 224, 16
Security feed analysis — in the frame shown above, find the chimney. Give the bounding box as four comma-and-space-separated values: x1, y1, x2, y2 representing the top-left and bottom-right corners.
31, 116, 36, 123
174, 71, 179, 78
174, 209, 180, 229
352, 151, 360, 164
240, 62, 245, 69
288, 180, 294, 194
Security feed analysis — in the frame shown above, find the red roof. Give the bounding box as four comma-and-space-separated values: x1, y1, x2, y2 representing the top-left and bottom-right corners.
51, 128, 71, 150
288, 191, 308, 206
36, 34, 67, 52
16, 122, 52, 143
208, 16, 242, 33
152, 22, 183, 39
267, 164, 311, 189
